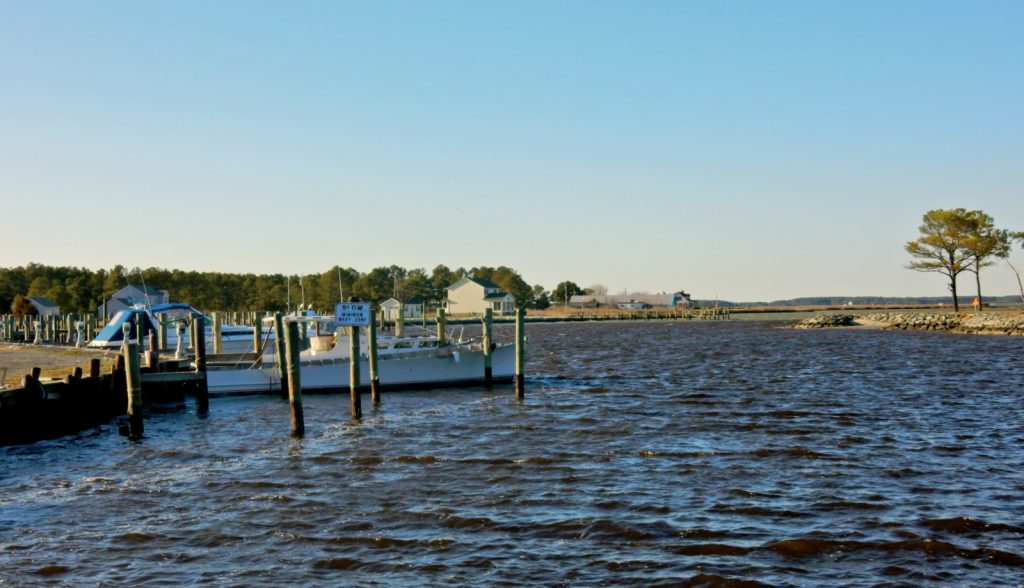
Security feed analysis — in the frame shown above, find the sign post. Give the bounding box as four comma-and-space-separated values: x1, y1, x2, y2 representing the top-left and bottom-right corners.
335, 302, 371, 327
335, 302, 370, 419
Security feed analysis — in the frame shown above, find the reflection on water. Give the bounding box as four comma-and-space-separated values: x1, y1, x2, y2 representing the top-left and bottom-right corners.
2, 321, 1023, 585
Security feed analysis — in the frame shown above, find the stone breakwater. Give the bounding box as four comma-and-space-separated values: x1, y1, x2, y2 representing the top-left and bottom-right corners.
793, 314, 857, 328
795, 312, 1024, 336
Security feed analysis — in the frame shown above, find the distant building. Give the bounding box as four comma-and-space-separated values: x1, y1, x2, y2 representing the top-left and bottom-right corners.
380, 298, 424, 321
569, 291, 694, 310
445, 277, 516, 316
98, 285, 170, 318
26, 296, 61, 316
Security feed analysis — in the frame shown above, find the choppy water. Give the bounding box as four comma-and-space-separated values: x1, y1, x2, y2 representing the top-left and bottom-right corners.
2, 321, 1023, 586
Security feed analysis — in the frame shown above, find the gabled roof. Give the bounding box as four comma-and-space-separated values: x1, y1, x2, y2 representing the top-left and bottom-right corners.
382, 297, 424, 306
483, 293, 513, 301
27, 296, 59, 308
447, 276, 502, 291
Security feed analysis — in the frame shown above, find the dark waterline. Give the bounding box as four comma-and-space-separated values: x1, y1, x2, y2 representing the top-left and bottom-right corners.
2, 321, 1023, 586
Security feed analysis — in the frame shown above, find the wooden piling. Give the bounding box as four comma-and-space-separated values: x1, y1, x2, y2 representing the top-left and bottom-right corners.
283, 321, 304, 435
349, 326, 362, 418
158, 316, 167, 352
395, 303, 405, 337
483, 307, 493, 385
252, 321, 261, 354
175, 323, 186, 359
368, 309, 380, 405
90, 358, 101, 379
436, 308, 447, 346
125, 342, 144, 438
192, 319, 208, 413
212, 312, 222, 354
147, 332, 159, 369
515, 307, 525, 399
273, 313, 287, 395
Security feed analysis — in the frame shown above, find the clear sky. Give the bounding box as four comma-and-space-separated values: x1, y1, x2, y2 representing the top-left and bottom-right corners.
1, 1, 1021, 302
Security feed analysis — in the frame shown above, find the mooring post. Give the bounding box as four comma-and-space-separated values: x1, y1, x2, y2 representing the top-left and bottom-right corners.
515, 307, 525, 399
212, 311, 222, 355
157, 316, 167, 352
395, 303, 405, 337
124, 342, 144, 439
483, 307, 493, 385
175, 323, 186, 359
436, 308, 447, 346
349, 326, 362, 419
273, 313, 287, 395
252, 320, 261, 354
147, 332, 159, 369
90, 358, 101, 379
368, 308, 380, 405
192, 319, 208, 414
283, 321, 304, 435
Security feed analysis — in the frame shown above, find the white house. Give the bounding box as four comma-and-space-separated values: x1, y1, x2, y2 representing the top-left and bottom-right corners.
445, 277, 516, 316
380, 298, 424, 321
98, 285, 170, 318
26, 297, 61, 316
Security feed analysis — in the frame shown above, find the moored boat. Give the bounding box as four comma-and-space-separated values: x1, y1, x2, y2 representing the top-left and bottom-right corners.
205, 317, 515, 395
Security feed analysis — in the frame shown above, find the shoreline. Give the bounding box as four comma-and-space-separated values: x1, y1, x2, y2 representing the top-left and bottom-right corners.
794, 311, 1024, 336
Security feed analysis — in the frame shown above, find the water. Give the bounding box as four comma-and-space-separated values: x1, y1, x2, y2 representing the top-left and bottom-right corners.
2, 321, 1023, 586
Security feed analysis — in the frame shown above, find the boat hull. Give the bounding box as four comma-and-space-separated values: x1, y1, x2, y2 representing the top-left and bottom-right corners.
206, 344, 516, 396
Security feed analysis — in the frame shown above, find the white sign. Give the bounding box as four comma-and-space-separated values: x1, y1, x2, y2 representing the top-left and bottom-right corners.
335, 302, 371, 326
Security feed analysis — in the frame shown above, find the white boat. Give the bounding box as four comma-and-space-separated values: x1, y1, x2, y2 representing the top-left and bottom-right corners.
205, 318, 516, 395
88, 303, 267, 354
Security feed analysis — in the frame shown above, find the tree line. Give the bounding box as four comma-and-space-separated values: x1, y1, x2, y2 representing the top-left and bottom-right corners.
906, 208, 1024, 311
1, 263, 555, 315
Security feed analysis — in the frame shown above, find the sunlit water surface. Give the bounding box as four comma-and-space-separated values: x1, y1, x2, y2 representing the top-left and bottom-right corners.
2, 321, 1023, 586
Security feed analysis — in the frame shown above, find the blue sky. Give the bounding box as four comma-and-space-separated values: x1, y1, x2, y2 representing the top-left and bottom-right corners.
1, 1, 1021, 301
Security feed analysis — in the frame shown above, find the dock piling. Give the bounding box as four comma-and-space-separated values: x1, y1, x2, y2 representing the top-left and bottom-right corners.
436, 309, 447, 346
483, 308, 493, 385
192, 319, 208, 414
283, 321, 304, 435
273, 313, 287, 396
349, 326, 362, 419
368, 309, 380, 405
124, 342, 143, 439
515, 307, 525, 399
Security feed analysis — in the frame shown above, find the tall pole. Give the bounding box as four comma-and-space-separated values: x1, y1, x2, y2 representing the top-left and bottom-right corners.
284, 321, 304, 435
483, 307, 493, 385
274, 313, 287, 395
124, 342, 144, 439
436, 308, 447, 346
515, 307, 525, 399
368, 310, 380, 405
349, 326, 362, 418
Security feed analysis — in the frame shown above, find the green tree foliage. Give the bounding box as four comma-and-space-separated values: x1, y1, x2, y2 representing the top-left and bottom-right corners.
531, 284, 551, 310
905, 208, 1014, 311
0, 262, 539, 314
551, 281, 583, 307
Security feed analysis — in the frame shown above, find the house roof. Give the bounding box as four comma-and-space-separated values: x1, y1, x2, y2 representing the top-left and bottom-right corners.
27, 296, 59, 308
447, 276, 502, 291
483, 293, 513, 301
382, 298, 424, 306
122, 284, 166, 295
